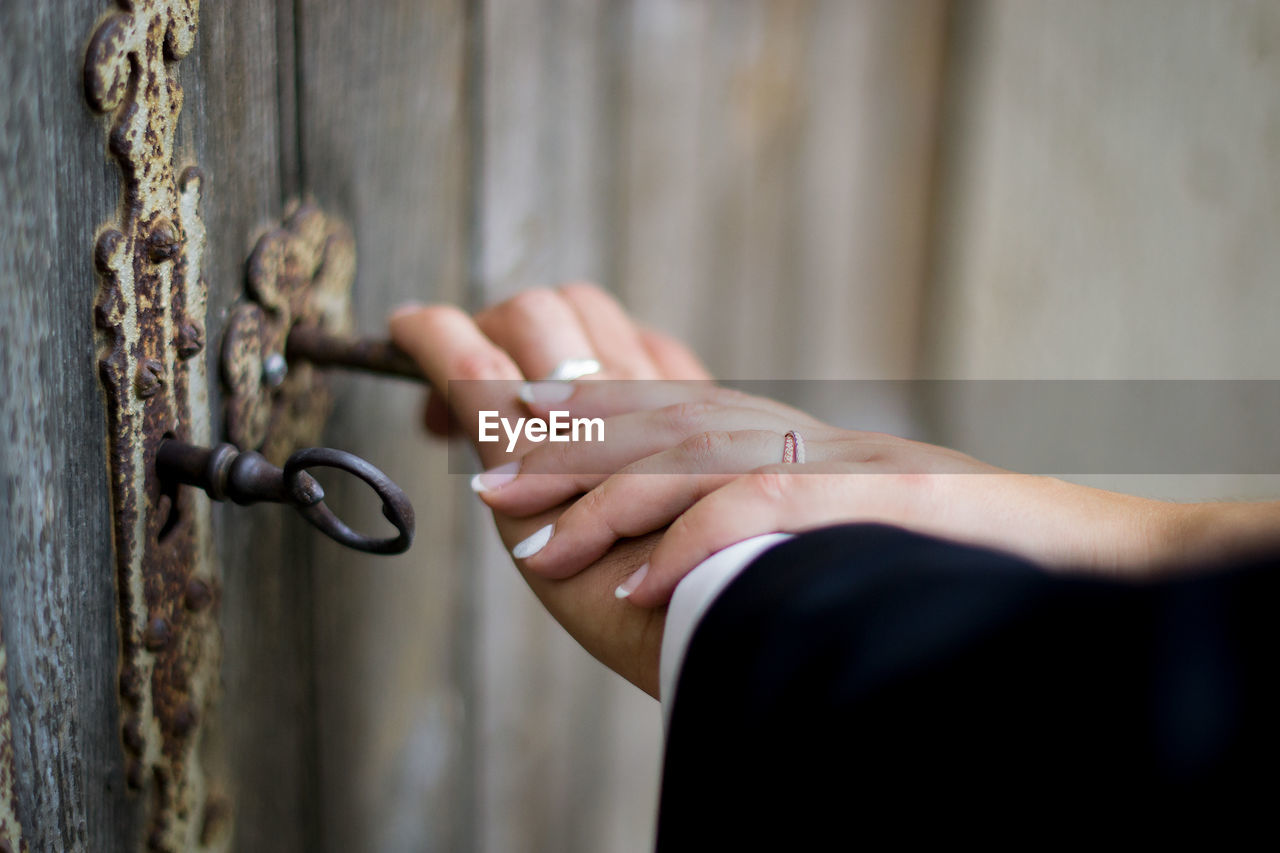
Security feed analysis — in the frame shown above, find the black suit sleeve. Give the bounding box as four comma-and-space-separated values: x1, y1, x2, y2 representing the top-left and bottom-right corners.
656, 524, 1280, 849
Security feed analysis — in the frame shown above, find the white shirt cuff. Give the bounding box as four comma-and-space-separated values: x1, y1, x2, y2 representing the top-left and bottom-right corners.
658, 533, 794, 728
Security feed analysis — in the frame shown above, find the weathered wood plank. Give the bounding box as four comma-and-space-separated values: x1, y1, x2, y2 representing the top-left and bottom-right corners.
170, 2, 323, 849
0, 1, 951, 850
616, 0, 947, 448
0, 1, 146, 849
477, 2, 650, 851
293, 1, 473, 850
926, 0, 1280, 380
0, 612, 28, 853
791, 0, 948, 384
612, 0, 712, 349
474, 2, 949, 849
923, 0, 1280, 502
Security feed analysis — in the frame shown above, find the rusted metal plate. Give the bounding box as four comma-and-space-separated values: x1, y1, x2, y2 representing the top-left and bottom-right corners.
84, 1, 226, 850
222, 202, 355, 461
0, 614, 27, 853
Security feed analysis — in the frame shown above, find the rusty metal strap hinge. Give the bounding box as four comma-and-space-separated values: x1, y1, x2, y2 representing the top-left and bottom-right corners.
83, 2, 423, 846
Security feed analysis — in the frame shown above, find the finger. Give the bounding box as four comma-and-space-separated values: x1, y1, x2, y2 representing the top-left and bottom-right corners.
474, 287, 601, 381
519, 378, 827, 432
423, 388, 455, 436
638, 326, 713, 380
495, 504, 667, 696
389, 304, 524, 465
476, 405, 803, 517
625, 463, 892, 608
518, 378, 716, 418
515, 430, 789, 579
558, 282, 660, 379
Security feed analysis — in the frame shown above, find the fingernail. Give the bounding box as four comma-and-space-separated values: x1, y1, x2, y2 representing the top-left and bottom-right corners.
519, 381, 574, 405
471, 460, 519, 493
545, 357, 601, 382
614, 563, 649, 599
512, 523, 553, 559
389, 301, 427, 321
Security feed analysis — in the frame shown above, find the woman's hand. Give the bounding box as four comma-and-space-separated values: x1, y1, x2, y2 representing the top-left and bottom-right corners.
388, 283, 712, 697
473, 381, 1191, 607
415, 283, 710, 436
388, 283, 1280, 687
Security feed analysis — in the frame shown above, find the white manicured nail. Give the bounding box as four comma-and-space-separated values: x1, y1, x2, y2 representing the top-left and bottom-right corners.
519, 381, 575, 405
471, 460, 519, 493
614, 563, 649, 599
544, 357, 601, 382
512, 524, 553, 559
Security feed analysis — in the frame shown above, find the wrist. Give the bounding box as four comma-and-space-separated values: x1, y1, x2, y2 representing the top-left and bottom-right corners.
1162, 500, 1280, 569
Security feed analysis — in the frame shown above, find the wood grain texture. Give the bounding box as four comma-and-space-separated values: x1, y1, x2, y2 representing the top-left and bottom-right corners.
0, 612, 29, 852
474, 2, 947, 850
0, 1, 947, 850
170, 2, 328, 849
0, 1, 142, 849
615, 0, 947, 439
926, 0, 1280, 380
923, 0, 1280, 502
476, 2, 662, 851
1, 0, 303, 846
293, 1, 473, 850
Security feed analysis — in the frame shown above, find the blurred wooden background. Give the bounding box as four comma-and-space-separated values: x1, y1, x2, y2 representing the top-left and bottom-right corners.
313, 1, 1280, 850
2, 1, 1278, 851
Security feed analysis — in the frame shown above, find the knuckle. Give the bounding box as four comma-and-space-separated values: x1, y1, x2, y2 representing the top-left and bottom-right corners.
746, 469, 792, 504
543, 438, 582, 473
558, 280, 609, 303
414, 304, 468, 331
526, 438, 588, 479
839, 436, 888, 466
505, 287, 561, 319
678, 430, 731, 466
856, 447, 886, 466
665, 509, 694, 544
658, 401, 715, 434
576, 486, 607, 517
575, 486, 620, 536
452, 349, 512, 380
706, 386, 751, 408
517, 442, 551, 474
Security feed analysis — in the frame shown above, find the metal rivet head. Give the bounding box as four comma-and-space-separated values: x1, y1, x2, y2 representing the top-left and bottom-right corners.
176, 322, 204, 359
262, 352, 288, 388
170, 701, 199, 736
145, 216, 182, 263
143, 616, 172, 651
183, 578, 213, 612
135, 359, 165, 398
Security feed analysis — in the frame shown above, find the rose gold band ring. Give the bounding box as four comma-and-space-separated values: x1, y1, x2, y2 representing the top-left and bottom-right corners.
782, 430, 805, 464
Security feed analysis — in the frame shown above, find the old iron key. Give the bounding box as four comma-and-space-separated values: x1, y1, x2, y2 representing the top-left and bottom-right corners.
285, 324, 425, 381
157, 439, 415, 554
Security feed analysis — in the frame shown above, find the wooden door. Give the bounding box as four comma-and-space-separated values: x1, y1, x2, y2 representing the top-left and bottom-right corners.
0, 1, 947, 850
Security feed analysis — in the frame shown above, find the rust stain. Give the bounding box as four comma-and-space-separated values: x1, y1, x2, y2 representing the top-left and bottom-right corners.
0, 614, 28, 853
85, 2, 224, 850
222, 203, 356, 461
